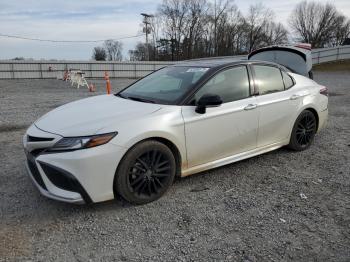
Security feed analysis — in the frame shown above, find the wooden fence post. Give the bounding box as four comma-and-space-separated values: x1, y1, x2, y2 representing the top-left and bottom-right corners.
10, 63, 15, 79
89, 63, 92, 78
39, 63, 43, 79
336, 47, 340, 61
134, 63, 137, 79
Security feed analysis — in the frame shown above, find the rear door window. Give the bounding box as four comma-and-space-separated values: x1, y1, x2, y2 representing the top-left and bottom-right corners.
253, 65, 285, 95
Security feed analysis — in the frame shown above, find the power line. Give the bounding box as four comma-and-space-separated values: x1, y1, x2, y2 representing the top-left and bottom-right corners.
0, 33, 145, 43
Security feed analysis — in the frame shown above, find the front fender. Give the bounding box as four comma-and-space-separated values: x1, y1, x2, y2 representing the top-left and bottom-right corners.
106, 108, 187, 170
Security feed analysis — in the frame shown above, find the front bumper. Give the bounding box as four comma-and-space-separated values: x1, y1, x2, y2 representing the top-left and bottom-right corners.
25, 159, 85, 204
23, 125, 128, 204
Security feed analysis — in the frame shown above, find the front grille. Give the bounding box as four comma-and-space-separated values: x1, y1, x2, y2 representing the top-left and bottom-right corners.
27, 135, 54, 142
27, 158, 47, 190
30, 148, 47, 157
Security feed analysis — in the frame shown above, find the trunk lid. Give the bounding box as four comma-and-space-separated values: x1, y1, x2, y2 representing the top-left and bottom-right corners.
248, 44, 313, 78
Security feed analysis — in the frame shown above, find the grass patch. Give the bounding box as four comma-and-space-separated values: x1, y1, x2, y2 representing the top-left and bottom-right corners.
314, 59, 350, 71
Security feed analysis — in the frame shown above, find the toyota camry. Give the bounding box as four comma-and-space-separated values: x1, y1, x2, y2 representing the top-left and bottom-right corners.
23, 59, 328, 205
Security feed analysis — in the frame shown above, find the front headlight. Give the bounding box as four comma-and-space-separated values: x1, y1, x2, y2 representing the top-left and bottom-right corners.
48, 132, 117, 152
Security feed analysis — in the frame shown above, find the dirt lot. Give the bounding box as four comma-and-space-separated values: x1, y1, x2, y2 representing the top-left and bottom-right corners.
0, 71, 349, 262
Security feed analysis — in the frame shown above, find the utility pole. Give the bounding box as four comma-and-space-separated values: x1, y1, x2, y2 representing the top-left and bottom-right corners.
141, 13, 154, 61
214, 0, 217, 57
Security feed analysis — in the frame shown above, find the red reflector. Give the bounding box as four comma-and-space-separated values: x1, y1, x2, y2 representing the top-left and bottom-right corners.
320, 86, 329, 96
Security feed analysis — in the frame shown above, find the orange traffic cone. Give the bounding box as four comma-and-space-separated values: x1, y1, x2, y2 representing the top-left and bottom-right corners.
104, 71, 111, 94
63, 70, 68, 81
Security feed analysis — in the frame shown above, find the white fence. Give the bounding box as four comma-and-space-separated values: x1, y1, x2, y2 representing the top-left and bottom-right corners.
312, 45, 350, 64
0, 61, 174, 79
0, 45, 349, 79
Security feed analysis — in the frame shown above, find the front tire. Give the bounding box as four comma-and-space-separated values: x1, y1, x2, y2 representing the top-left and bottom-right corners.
115, 140, 176, 205
288, 110, 317, 151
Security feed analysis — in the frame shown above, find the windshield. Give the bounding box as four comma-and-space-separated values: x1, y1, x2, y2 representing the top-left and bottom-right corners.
118, 66, 210, 104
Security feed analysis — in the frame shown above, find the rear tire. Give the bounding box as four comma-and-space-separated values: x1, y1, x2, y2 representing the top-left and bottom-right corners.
288, 110, 317, 151
115, 140, 176, 205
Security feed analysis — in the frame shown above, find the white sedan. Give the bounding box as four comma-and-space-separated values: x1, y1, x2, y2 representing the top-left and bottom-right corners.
23, 60, 328, 205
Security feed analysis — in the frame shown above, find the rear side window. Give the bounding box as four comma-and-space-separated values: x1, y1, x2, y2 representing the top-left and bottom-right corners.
193, 66, 250, 104
253, 65, 284, 95
282, 71, 294, 89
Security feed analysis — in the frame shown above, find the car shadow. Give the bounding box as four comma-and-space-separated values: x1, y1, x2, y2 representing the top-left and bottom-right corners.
175, 146, 292, 183
21, 146, 294, 216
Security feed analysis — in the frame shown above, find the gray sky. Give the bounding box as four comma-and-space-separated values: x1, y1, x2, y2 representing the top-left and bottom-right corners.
0, 0, 349, 60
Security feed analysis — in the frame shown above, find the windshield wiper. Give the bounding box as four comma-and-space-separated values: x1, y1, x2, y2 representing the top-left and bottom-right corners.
116, 93, 155, 103
126, 96, 155, 104
115, 93, 126, 99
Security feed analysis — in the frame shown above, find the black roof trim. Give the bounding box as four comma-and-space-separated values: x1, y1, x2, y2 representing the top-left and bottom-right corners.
174, 59, 283, 70
174, 58, 246, 68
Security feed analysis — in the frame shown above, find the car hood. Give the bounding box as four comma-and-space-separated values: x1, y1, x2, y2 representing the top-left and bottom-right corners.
35, 95, 162, 137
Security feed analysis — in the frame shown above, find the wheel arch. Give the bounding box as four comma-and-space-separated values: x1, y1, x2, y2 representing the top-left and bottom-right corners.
303, 107, 319, 131
288, 106, 320, 142
129, 135, 184, 176
144, 137, 182, 177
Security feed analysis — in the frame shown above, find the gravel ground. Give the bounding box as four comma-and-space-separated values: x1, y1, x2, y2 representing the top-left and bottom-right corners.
0, 72, 349, 262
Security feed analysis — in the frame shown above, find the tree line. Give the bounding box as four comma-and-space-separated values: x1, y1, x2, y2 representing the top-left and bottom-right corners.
92, 40, 123, 61
93, 0, 350, 61
130, 0, 288, 61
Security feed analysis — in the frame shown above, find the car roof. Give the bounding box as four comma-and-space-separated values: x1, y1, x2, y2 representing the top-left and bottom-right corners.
174, 57, 283, 69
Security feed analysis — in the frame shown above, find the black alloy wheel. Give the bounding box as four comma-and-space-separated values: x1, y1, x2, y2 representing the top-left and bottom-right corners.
115, 140, 176, 205
289, 110, 317, 151
128, 150, 172, 196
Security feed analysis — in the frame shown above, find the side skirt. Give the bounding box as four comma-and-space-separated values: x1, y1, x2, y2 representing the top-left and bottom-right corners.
181, 141, 288, 177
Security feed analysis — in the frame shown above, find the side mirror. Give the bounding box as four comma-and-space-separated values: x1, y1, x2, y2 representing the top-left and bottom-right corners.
195, 94, 223, 114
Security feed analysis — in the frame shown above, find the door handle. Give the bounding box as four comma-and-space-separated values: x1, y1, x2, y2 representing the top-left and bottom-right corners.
244, 104, 257, 110
290, 94, 301, 100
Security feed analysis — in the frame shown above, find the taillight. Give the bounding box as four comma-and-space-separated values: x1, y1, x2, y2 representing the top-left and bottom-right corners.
295, 43, 312, 51
320, 86, 329, 96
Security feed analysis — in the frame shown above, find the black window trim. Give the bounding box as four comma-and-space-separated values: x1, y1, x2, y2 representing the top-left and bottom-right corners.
182, 64, 254, 106
115, 61, 291, 106
281, 70, 296, 90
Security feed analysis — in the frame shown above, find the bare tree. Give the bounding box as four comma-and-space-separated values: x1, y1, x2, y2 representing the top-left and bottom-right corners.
211, 0, 233, 56
182, 0, 208, 59
245, 3, 274, 52
147, 15, 163, 60
262, 22, 288, 46
158, 0, 190, 60
129, 43, 156, 61
214, 1, 247, 56
289, 1, 343, 48
331, 15, 350, 46
135, 0, 289, 59
92, 46, 107, 61
104, 40, 123, 61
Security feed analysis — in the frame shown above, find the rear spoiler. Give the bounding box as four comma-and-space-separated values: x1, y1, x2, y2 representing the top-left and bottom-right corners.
248, 46, 307, 62
248, 44, 313, 79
